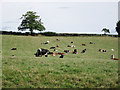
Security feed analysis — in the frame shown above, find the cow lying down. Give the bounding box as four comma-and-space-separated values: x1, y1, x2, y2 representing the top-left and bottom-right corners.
34, 48, 53, 57
53, 52, 65, 56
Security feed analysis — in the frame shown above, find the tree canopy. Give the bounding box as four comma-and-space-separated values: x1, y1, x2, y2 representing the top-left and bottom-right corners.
116, 20, 120, 36
18, 11, 45, 34
102, 28, 110, 34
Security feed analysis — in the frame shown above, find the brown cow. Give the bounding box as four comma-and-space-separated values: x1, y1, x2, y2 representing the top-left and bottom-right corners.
56, 39, 60, 41
82, 44, 86, 46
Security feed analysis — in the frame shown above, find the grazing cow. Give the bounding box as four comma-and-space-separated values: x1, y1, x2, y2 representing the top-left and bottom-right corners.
82, 44, 86, 46
11, 48, 17, 50
50, 47, 56, 49
59, 54, 64, 58
64, 50, 69, 53
34, 48, 49, 57
81, 49, 86, 53
56, 39, 60, 41
72, 49, 77, 54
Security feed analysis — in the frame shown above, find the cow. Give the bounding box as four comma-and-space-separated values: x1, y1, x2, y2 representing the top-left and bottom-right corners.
67, 45, 71, 47
112, 58, 120, 60
111, 49, 114, 51
81, 49, 86, 53
41, 41, 50, 45
102, 50, 107, 52
52, 52, 65, 56
72, 49, 77, 54
48, 52, 53, 55
34, 48, 49, 57
82, 44, 86, 46
44, 42, 49, 44
59, 54, 64, 58
111, 55, 120, 60
11, 48, 17, 50
45, 53, 48, 57
89, 42, 95, 44
64, 50, 69, 53
46, 41, 50, 43
58, 52, 65, 55
56, 39, 60, 41
50, 47, 56, 49
54, 49, 58, 51
98, 49, 106, 52
56, 45, 59, 48
67, 45, 75, 48
98, 49, 102, 52
71, 41, 74, 43
71, 45, 75, 48
41, 42, 48, 44
53, 53, 58, 56
111, 55, 114, 59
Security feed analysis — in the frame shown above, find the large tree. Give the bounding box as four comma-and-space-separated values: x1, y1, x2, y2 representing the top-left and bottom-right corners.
18, 11, 45, 34
116, 20, 120, 36
102, 28, 110, 35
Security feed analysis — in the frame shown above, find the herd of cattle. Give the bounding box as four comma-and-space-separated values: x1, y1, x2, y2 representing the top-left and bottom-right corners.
34, 39, 94, 58
10, 38, 119, 60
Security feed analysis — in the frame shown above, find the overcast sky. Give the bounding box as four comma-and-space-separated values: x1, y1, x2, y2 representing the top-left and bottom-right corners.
0, 0, 119, 34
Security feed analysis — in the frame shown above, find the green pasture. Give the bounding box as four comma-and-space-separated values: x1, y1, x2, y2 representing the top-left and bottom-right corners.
1, 35, 119, 88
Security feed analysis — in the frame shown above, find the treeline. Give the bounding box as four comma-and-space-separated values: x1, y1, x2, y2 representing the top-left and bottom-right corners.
0, 31, 118, 37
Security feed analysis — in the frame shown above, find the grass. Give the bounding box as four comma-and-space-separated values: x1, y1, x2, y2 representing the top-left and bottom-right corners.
2, 35, 119, 88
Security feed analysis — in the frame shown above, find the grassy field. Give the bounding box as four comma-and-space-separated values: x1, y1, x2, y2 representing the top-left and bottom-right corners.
2, 35, 119, 88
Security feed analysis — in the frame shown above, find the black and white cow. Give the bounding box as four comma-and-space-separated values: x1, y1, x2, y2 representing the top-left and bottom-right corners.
11, 48, 17, 50
64, 50, 69, 53
50, 47, 56, 49
34, 48, 49, 57
73, 49, 77, 54
81, 49, 87, 53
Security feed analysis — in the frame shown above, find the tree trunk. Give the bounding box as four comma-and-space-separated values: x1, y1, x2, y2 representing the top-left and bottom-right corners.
30, 28, 33, 35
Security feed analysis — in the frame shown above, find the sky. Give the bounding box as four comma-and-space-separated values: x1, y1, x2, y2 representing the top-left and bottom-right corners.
0, 0, 119, 34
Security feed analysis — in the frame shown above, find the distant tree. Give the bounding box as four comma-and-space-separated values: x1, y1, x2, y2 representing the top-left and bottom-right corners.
102, 28, 110, 35
18, 11, 45, 35
116, 20, 120, 36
